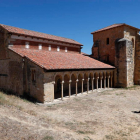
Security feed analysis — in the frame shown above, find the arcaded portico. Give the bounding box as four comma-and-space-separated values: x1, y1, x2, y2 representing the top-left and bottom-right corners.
52, 70, 114, 100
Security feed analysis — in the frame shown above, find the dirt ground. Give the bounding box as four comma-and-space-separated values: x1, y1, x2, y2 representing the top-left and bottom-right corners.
1, 86, 140, 140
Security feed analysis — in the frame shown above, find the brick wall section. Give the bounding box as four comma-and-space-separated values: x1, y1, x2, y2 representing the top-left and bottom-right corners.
134, 34, 140, 84
92, 26, 124, 66
0, 27, 9, 59
11, 40, 80, 53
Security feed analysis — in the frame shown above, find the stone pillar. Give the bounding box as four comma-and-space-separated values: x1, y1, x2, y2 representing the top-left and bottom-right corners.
100, 77, 103, 88
87, 78, 90, 93
61, 81, 64, 100
111, 76, 113, 88
76, 79, 78, 96
82, 79, 84, 93
69, 80, 72, 97
52, 82, 55, 101
96, 77, 99, 89
92, 78, 94, 91
108, 76, 110, 88
104, 77, 106, 88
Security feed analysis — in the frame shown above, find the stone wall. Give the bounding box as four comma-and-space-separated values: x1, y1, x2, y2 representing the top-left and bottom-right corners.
23, 58, 44, 102
115, 39, 134, 87
0, 50, 24, 95
0, 48, 45, 102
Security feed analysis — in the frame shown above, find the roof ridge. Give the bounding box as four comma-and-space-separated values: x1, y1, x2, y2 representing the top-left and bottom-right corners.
0, 23, 82, 46
0, 23, 76, 41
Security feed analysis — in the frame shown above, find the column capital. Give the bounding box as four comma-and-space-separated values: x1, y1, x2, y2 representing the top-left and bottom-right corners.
82, 79, 84, 81
52, 81, 55, 84
69, 80, 72, 83
97, 77, 99, 79
108, 76, 110, 79
76, 79, 79, 82
61, 81, 64, 84
87, 78, 90, 81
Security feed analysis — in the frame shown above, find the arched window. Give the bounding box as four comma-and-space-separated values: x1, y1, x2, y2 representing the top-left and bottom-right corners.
106, 38, 109, 45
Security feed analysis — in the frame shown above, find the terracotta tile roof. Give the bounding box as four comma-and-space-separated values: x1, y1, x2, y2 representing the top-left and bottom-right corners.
0, 24, 82, 46
9, 47, 115, 70
91, 23, 140, 34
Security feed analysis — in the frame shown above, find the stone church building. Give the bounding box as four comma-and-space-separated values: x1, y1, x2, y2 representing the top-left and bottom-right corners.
0, 23, 139, 103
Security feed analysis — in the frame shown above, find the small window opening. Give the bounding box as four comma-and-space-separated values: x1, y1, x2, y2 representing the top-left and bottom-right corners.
31, 69, 36, 82
106, 38, 109, 45
25, 42, 29, 49
39, 44, 42, 50
49, 45, 51, 51
65, 47, 67, 52
57, 46, 60, 52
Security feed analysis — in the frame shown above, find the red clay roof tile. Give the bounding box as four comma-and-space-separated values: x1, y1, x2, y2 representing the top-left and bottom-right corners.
0, 24, 82, 46
91, 23, 140, 34
9, 47, 115, 70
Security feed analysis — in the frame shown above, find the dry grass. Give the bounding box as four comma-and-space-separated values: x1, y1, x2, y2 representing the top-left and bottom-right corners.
1, 87, 140, 140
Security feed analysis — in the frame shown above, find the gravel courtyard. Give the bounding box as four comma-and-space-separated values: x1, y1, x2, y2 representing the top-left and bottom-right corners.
0, 86, 140, 140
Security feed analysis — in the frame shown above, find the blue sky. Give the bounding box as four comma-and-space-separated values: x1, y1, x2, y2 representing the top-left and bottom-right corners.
0, 0, 140, 54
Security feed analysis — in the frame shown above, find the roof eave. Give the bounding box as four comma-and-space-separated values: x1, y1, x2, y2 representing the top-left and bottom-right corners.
43, 67, 115, 72
9, 32, 83, 46
91, 24, 140, 34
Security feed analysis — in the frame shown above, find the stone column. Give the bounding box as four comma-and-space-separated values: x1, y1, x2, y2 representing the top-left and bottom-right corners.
52, 81, 55, 101
104, 77, 106, 88
96, 77, 99, 89
76, 79, 78, 96
87, 78, 90, 94
82, 79, 84, 93
69, 80, 72, 97
111, 76, 113, 88
100, 77, 103, 88
61, 81, 64, 100
92, 78, 94, 91
108, 76, 110, 88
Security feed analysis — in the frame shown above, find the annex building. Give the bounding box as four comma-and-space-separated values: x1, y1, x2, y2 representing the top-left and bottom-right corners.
0, 23, 139, 103
91, 23, 140, 88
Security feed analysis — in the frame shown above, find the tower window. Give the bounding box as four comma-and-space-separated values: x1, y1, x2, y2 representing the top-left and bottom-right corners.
106, 38, 109, 45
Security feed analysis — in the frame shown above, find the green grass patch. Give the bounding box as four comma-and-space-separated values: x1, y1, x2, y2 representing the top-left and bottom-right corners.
77, 130, 95, 134
42, 136, 54, 140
